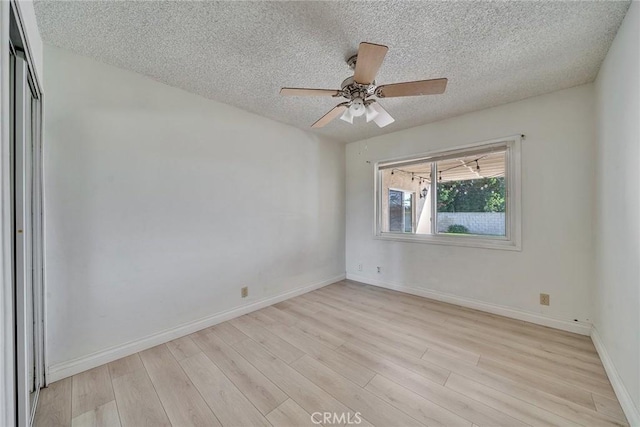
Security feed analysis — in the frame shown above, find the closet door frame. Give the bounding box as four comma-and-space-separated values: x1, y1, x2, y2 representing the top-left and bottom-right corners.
3, 2, 45, 426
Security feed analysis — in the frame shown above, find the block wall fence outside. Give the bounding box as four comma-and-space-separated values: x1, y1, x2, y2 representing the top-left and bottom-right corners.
437, 212, 505, 235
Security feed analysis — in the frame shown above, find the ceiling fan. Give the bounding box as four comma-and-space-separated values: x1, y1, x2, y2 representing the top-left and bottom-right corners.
280, 42, 448, 129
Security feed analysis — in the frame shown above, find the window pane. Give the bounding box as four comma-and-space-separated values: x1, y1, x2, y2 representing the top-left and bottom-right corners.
403, 192, 413, 233
389, 190, 403, 232
436, 150, 506, 237
380, 164, 432, 234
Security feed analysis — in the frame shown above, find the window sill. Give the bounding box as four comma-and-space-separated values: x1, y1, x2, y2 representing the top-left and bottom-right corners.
374, 233, 521, 251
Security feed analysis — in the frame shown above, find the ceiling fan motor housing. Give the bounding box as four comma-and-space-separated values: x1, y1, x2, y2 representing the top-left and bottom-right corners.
340, 76, 376, 102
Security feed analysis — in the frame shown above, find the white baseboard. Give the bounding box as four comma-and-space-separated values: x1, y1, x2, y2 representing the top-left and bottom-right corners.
346, 273, 592, 335
591, 327, 640, 426
47, 273, 345, 383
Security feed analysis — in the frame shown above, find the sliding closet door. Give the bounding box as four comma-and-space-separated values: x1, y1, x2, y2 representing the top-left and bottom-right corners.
12, 47, 42, 426
30, 83, 45, 416
5, 3, 45, 425
14, 49, 32, 424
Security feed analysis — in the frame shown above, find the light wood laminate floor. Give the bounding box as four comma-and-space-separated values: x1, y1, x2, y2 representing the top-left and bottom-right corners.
35, 280, 628, 427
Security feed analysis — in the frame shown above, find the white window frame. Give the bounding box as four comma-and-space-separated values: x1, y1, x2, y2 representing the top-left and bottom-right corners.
374, 135, 522, 251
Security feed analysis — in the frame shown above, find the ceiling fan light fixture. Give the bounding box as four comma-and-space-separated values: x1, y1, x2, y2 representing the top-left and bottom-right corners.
365, 103, 379, 122
340, 107, 354, 124
349, 98, 365, 117
371, 103, 395, 128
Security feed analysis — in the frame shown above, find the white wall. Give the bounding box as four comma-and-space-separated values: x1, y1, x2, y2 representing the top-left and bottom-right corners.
346, 84, 595, 332
594, 1, 640, 423
43, 45, 345, 376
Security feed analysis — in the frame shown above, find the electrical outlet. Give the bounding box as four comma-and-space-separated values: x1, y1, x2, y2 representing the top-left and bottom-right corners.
358, 264, 363, 271
540, 293, 550, 306
241, 286, 248, 298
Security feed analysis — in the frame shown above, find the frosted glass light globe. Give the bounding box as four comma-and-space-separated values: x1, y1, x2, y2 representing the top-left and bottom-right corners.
349, 98, 365, 117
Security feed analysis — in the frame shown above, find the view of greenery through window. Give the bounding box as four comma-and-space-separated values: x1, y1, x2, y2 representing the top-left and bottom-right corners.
437, 177, 505, 213
437, 176, 506, 236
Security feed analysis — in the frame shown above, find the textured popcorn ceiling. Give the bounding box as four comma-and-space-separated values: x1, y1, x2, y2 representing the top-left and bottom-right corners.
34, 1, 630, 143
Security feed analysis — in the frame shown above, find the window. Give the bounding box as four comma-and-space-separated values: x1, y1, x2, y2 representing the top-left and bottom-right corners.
375, 136, 522, 250
388, 189, 414, 233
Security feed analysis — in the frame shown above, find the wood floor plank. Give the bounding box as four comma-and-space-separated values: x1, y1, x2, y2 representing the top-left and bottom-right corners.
377, 294, 598, 366
192, 329, 288, 415
275, 298, 322, 315
302, 288, 398, 323
346, 336, 450, 385
232, 338, 373, 427
330, 284, 580, 372
443, 315, 602, 363
303, 296, 430, 358
253, 307, 345, 348
443, 322, 608, 380
426, 347, 480, 366
367, 297, 609, 386
262, 322, 375, 387
139, 344, 221, 427
325, 309, 430, 358
209, 321, 249, 346
35, 377, 72, 427
72, 365, 115, 418
249, 310, 282, 326
401, 317, 612, 394
300, 305, 428, 359
365, 374, 471, 427
336, 341, 528, 426
290, 354, 424, 427
166, 335, 201, 361
180, 352, 271, 427
266, 399, 320, 427
71, 400, 121, 427
592, 393, 628, 423
107, 354, 144, 380
426, 349, 597, 410
111, 366, 171, 427
307, 288, 482, 364
229, 314, 305, 364
313, 288, 483, 365
260, 306, 299, 326
272, 303, 352, 342
445, 373, 582, 426
348, 282, 596, 353
289, 318, 346, 349
478, 354, 616, 400
316, 283, 439, 323
421, 349, 626, 426
324, 283, 452, 326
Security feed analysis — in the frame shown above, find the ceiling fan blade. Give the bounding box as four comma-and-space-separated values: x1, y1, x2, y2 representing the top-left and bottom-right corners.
280, 88, 340, 97
311, 103, 348, 128
371, 102, 395, 128
353, 42, 389, 85
376, 78, 448, 98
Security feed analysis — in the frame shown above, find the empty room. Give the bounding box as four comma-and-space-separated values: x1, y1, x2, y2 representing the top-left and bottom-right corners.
1, 0, 639, 426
